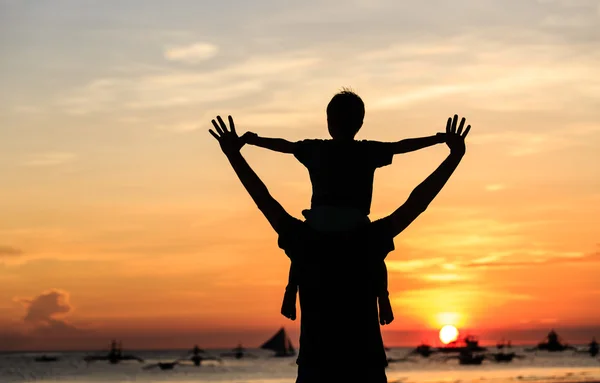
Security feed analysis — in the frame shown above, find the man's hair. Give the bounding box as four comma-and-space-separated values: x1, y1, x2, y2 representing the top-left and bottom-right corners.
326, 87, 365, 136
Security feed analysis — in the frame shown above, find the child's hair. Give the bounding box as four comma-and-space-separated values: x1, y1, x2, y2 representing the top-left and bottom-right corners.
326, 87, 365, 139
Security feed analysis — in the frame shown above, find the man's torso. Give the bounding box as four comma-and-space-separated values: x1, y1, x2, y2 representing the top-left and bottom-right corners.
277, 217, 395, 368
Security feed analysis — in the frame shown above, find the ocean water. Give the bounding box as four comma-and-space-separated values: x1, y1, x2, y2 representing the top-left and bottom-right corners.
1, 347, 599, 383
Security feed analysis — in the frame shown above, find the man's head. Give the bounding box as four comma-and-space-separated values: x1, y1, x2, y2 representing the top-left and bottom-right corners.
326, 88, 365, 140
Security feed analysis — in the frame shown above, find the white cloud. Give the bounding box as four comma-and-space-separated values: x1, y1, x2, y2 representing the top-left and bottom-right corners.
54, 29, 600, 145
541, 14, 594, 27
357, 43, 466, 62
22, 153, 77, 167
164, 42, 219, 63
470, 127, 599, 157
354, 33, 600, 112
57, 51, 321, 114
14, 105, 43, 114
371, 85, 472, 110
537, 0, 597, 7
486, 184, 507, 192
156, 122, 201, 133
387, 257, 445, 273
423, 273, 469, 282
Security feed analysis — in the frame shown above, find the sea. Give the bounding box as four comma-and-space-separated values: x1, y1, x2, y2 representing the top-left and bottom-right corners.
1, 347, 599, 383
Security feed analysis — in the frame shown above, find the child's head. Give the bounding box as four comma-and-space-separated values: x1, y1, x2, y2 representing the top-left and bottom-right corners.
326, 88, 365, 140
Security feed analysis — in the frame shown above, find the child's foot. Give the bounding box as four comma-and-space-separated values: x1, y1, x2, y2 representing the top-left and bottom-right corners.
281, 289, 297, 321
378, 295, 394, 325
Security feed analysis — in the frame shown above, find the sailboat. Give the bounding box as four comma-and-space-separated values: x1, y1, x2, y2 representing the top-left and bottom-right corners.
260, 327, 296, 357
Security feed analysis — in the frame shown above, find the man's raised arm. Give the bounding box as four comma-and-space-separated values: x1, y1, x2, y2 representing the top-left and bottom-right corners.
385, 115, 471, 237
209, 115, 290, 233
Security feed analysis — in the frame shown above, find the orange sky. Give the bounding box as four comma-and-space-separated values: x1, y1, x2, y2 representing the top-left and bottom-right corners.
1, 0, 599, 351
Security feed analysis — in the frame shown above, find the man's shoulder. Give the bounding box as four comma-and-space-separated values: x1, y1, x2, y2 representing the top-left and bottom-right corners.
276, 215, 311, 253
277, 218, 395, 262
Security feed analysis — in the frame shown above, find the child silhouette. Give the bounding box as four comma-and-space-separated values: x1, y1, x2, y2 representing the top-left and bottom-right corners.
243, 89, 446, 325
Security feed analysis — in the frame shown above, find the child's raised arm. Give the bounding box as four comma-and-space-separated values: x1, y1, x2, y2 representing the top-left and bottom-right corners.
243, 132, 296, 154
390, 132, 446, 154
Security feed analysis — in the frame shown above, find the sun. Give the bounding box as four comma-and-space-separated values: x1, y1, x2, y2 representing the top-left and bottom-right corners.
439, 325, 459, 344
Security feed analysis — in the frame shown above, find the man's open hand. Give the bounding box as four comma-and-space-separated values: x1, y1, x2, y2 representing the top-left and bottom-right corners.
209, 115, 243, 156
445, 114, 471, 155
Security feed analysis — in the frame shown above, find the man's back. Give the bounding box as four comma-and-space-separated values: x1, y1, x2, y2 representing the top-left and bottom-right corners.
277, 216, 395, 369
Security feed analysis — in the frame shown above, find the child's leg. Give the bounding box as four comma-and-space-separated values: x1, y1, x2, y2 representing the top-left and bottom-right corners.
378, 261, 394, 325
281, 262, 298, 321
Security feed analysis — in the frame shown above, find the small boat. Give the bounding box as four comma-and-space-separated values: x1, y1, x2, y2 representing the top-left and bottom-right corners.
526, 329, 576, 352
144, 361, 179, 370
444, 350, 485, 365
494, 352, 515, 362
260, 327, 295, 357
178, 345, 221, 366
34, 355, 59, 362
191, 345, 205, 354
496, 339, 511, 350
83, 340, 144, 364
590, 338, 599, 357
186, 354, 221, 366
407, 343, 436, 358
220, 343, 257, 359
574, 338, 599, 357
159, 362, 177, 370
437, 335, 486, 353
489, 352, 525, 363
460, 353, 485, 365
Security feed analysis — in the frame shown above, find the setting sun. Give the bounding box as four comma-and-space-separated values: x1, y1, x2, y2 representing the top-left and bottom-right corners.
439, 325, 459, 344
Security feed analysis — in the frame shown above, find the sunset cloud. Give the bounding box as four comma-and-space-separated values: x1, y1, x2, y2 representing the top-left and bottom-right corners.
0, 246, 23, 257
463, 249, 600, 269
486, 184, 507, 192
423, 273, 469, 282
164, 42, 219, 63
0, 290, 91, 349
386, 258, 445, 273
20, 289, 73, 325
22, 153, 77, 167
57, 52, 320, 114
156, 121, 202, 133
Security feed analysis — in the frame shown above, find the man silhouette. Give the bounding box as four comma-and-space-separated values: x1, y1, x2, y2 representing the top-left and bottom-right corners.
209, 114, 471, 383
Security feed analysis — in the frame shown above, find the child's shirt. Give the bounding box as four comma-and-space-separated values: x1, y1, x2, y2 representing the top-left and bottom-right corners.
293, 139, 394, 216
302, 206, 369, 232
